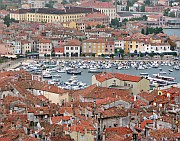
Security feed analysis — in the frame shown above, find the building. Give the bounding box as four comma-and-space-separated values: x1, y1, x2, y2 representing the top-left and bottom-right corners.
79, 1, 116, 21
105, 40, 115, 55
28, 0, 46, 8
38, 39, 53, 57
81, 38, 106, 56
145, 4, 166, 12
117, 12, 134, 22
10, 7, 98, 23
82, 13, 109, 26
147, 14, 166, 27
64, 39, 81, 57
92, 72, 150, 95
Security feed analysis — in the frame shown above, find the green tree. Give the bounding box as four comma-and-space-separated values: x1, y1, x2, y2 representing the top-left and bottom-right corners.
111, 18, 120, 28
86, 26, 91, 29
143, 15, 147, 21
163, 8, 170, 16
101, 54, 105, 57
141, 28, 145, 34
145, 0, 150, 5
141, 5, 145, 12
45, 0, 56, 8
61, 0, 68, 4
3, 15, 16, 27
146, 27, 149, 35
160, 53, 164, 60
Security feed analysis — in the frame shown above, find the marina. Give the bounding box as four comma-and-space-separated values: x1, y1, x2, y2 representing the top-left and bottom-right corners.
17, 59, 180, 90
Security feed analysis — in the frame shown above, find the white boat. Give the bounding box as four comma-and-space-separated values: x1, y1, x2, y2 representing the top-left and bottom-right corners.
173, 65, 179, 70
57, 69, 66, 73
137, 65, 144, 70
52, 74, 61, 78
43, 73, 52, 79
159, 71, 167, 74
152, 74, 175, 81
88, 67, 102, 73
169, 69, 173, 72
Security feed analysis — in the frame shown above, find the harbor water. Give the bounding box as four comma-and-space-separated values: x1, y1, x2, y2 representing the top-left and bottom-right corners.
52, 66, 180, 86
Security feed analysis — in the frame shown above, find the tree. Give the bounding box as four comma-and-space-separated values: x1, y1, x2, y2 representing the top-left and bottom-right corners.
86, 26, 91, 29
141, 28, 145, 34
163, 8, 170, 16
140, 5, 145, 12
45, 0, 56, 8
3, 15, 16, 27
140, 52, 144, 57
160, 53, 164, 60
145, 0, 150, 5
146, 27, 149, 35
111, 18, 120, 28
92, 53, 96, 57
142, 15, 147, 21
61, 0, 68, 4
149, 51, 154, 59
101, 54, 105, 57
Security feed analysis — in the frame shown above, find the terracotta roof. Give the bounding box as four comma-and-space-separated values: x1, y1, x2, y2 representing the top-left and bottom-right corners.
101, 107, 128, 118
64, 39, 81, 46
95, 72, 142, 82
80, 1, 115, 8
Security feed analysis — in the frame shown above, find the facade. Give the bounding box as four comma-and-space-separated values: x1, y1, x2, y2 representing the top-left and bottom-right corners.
21, 40, 32, 55
10, 7, 98, 23
38, 39, 53, 57
82, 13, 109, 26
147, 15, 166, 26
64, 39, 81, 57
150, 43, 171, 53
28, 0, 46, 8
105, 41, 115, 55
79, 1, 116, 21
114, 37, 125, 50
82, 38, 106, 56
145, 4, 166, 12
92, 72, 150, 95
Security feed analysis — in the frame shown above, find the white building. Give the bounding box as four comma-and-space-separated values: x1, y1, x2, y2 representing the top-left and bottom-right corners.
28, 0, 46, 8
114, 37, 125, 50
150, 43, 171, 53
64, 39, 81, 57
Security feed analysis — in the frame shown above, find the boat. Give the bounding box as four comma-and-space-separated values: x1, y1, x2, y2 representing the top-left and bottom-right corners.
152, 74, 175, 82
52, 74, 61, 78
43, 73, 52, 79
159, 71, 167, 74
57, 69, 66, 73
137, 65, 144, 70
88, 68, 102, 73
169, 69, 173, 72
173, 65, 179, 70
67, 69, 82, 75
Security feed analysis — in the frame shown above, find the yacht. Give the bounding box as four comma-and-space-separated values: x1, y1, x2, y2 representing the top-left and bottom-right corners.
88, 67, 102, 73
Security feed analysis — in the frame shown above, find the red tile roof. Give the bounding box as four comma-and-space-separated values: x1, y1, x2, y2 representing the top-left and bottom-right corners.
95, 72, 142, 82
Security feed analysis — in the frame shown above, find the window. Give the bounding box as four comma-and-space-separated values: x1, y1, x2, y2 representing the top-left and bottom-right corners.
66, 47, 69, 50
71, 47, 73, 50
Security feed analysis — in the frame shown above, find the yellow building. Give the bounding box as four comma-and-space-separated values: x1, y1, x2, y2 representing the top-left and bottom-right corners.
10, 7, 99, 23
82, 39, 106, 56
92, 72, 150, 95
62, 21, 77, 28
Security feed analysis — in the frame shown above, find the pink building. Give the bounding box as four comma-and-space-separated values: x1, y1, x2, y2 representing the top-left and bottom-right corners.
145, 4, 166, 12
38, 39, 53, 57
